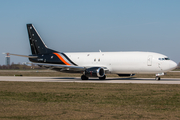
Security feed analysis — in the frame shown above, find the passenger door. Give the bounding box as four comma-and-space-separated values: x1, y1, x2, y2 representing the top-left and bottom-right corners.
147, 55, 152, 66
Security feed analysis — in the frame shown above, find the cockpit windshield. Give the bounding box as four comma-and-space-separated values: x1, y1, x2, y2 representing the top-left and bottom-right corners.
165, 58, 170, 60
158, 58, 170, 60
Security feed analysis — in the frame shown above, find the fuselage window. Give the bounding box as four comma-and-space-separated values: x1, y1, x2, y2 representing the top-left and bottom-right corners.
159, 58, 162, 60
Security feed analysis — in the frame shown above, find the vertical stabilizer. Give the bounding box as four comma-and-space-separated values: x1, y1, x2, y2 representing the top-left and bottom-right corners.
27, 24, 58, 55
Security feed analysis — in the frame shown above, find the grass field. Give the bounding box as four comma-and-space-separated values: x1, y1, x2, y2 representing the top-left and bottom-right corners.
0, 82, 180, 120
0, 70, 180, 119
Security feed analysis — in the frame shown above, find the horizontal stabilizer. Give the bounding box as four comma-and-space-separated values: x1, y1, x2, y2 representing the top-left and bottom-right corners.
3, 53, 38, 58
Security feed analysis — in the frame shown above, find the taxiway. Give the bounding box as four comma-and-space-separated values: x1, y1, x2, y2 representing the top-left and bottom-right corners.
0, 76, 180, 84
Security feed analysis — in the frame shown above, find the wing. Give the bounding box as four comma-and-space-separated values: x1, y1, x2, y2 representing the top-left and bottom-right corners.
31, 63, 109, 73
31, 63, 86, 73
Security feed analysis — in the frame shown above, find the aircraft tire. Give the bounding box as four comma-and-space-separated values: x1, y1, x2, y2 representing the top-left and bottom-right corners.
99, 75, 106, 80
81, 75, 88, 80
155, 76, 161, 81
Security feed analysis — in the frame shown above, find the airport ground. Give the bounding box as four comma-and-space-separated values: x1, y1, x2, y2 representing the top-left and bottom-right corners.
0, 69, 180, 78
0, 70, 180, 119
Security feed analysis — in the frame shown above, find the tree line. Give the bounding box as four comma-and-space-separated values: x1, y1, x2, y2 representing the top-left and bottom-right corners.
0, 63, 45, 70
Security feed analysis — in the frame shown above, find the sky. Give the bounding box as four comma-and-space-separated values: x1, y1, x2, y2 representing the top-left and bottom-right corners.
0, 0, 180, 65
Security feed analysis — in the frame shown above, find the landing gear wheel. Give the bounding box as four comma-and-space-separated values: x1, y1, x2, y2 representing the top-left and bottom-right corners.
99, 75, 106, 80
81, 75, 88, 80
155, 76, 161, 81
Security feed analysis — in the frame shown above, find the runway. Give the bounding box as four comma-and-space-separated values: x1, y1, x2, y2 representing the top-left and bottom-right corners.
0, 76, 180, 84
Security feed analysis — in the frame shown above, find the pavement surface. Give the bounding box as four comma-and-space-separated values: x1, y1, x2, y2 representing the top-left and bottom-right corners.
0, 76, 180, 84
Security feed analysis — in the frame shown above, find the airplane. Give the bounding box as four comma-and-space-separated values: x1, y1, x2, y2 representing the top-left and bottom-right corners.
7, 24, 177, 80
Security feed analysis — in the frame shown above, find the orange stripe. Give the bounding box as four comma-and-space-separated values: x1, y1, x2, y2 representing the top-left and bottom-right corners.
54, 53, 71, 66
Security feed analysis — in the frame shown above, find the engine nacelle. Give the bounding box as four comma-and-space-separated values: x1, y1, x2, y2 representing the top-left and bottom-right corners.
84, 67, 105, 77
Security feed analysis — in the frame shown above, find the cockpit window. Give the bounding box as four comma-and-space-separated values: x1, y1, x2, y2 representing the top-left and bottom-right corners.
165, 58, 170, 60
158, 58, 170, 60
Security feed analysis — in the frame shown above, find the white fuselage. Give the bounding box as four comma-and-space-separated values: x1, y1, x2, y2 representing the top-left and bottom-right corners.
65, 51, 177, 74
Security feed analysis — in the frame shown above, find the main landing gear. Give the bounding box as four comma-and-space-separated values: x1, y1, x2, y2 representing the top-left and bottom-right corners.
99, 75, 106, 80
81, 75, 88, 80
81, 75, 106, 80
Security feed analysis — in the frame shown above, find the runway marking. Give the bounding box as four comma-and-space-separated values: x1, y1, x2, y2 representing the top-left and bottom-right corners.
0, 76, 180, 84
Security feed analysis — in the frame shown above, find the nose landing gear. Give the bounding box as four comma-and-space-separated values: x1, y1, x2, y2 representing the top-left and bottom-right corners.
155, 73, 164, 81
155, 76, 161, 81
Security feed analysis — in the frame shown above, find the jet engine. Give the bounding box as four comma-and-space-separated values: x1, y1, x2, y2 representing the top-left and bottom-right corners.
84, 67, 105, 77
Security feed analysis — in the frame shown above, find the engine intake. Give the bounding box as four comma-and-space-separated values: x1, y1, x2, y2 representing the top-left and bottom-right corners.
85, 67, 105, 77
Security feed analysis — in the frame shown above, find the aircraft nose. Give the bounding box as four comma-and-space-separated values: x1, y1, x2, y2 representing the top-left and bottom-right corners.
169, 61, 177, 70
